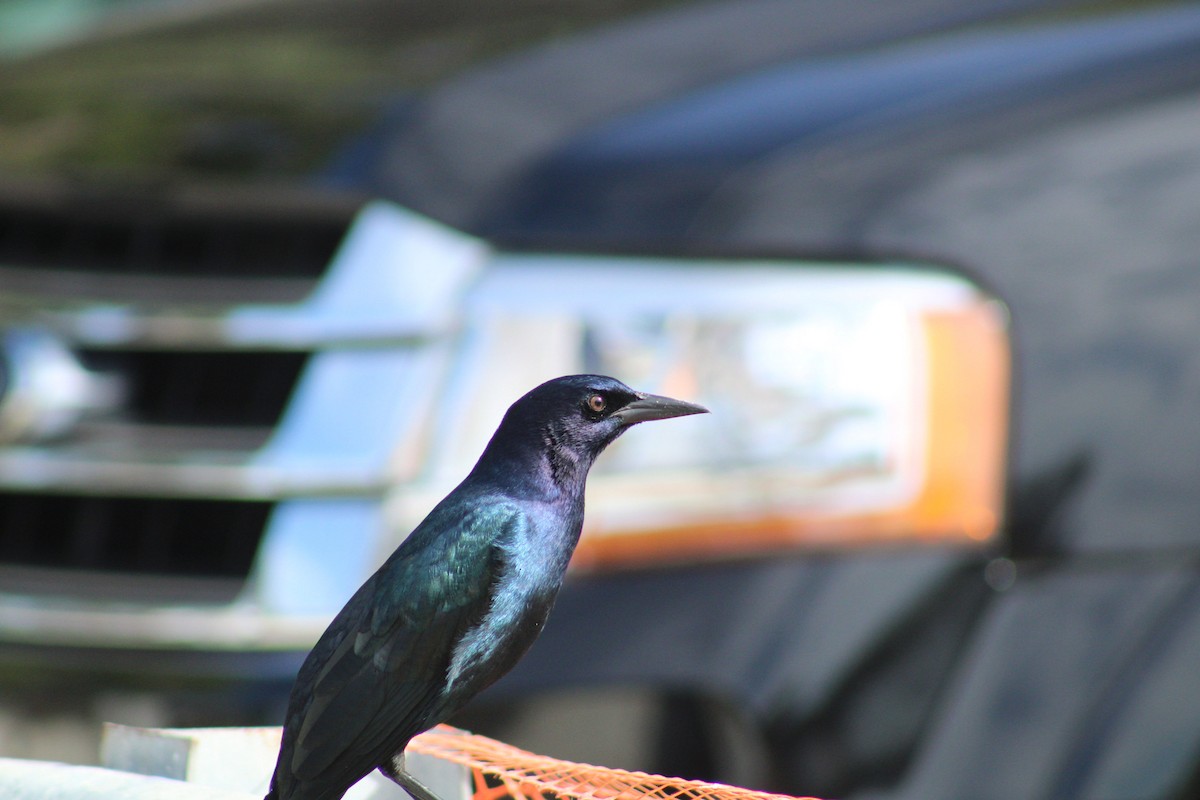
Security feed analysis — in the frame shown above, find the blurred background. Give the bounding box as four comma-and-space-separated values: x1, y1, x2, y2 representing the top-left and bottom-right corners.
2, 2, 1200, 799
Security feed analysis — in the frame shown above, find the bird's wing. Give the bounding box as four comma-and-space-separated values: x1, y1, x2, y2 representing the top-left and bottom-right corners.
285, 499, 523, 787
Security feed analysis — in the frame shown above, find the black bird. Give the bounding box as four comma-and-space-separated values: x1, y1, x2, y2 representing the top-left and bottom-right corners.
267, 375, 707, 800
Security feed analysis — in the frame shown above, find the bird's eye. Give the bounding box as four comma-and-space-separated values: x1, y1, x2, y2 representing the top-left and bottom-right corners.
587, 394, 607, 414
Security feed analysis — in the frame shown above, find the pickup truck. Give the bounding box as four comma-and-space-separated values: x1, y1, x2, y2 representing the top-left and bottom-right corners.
2, 2, 1200, 799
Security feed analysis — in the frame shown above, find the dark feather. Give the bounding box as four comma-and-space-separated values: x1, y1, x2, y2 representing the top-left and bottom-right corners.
281, 502, 518, 792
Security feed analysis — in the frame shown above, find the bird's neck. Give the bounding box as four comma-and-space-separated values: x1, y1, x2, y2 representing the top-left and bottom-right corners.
475, 430, 593, 505
541, 425, 594, 498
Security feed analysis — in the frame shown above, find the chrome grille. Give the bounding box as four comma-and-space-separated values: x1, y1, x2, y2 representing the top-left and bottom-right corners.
0, 198, 474, 614
0, 185, 369, 602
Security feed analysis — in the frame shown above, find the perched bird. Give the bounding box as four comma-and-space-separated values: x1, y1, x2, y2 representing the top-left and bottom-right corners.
267, 374, 707, 800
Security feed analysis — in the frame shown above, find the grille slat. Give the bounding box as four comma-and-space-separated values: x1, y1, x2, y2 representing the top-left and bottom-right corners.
1, 497, 38, 563
0, 493, 273, 590
78, 349, 309, 428
0, 200, 347, 280
69, 498, 109, 570
137, 503, 175, 573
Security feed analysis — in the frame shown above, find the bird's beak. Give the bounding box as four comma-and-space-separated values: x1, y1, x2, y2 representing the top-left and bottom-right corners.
614, 392, 709, 425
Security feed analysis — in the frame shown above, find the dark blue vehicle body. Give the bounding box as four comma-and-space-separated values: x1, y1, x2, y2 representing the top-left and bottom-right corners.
356, 3, 1200, 798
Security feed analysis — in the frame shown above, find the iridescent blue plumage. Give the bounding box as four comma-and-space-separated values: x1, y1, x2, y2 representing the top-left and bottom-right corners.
267, 375, 707, 800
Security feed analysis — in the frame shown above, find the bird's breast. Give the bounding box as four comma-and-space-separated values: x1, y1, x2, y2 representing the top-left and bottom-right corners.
442, 507, 581, 701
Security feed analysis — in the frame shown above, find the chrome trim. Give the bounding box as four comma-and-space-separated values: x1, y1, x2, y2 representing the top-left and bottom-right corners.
0, 328, 124, 443
0, 594, 327, 651
2, 202, 490, 350
0, 266, 316, 307
0, 448, 386, 499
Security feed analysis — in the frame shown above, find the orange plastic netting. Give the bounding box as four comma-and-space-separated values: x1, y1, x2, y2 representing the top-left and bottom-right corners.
408, 727, 821, 800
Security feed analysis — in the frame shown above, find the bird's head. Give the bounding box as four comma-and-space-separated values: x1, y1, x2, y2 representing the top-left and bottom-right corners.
480, 375, 708, 493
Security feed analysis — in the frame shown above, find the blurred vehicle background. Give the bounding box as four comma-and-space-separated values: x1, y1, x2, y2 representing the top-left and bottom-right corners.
3, 2, 1200, 799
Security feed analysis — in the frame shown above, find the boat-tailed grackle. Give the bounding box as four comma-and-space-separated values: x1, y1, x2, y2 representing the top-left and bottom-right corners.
266, 375, 707, 800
